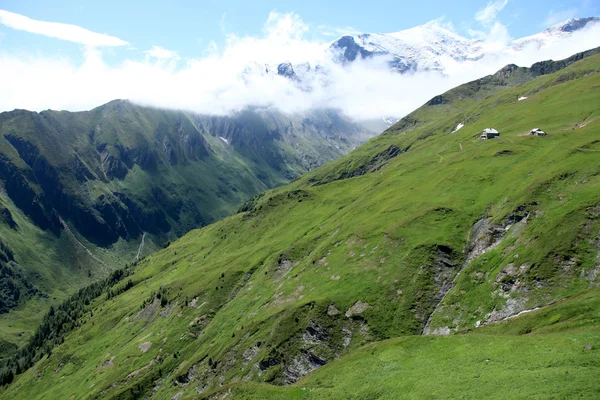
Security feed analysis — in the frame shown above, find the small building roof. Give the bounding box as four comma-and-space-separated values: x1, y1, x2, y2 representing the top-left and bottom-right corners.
483, 128, 499, 134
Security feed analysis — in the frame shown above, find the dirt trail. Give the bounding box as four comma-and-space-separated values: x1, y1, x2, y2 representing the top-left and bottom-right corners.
136, 232, 146, 260
59, 217, 111, 271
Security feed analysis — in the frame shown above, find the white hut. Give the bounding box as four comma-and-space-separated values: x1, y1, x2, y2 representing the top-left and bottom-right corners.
480, 128, 500, 139
529, 128, 547, 136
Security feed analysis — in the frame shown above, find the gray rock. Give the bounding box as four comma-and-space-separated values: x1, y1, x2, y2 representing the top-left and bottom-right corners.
345, 300, 370, 317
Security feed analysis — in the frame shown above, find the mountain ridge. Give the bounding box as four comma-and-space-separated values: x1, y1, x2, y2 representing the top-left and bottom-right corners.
0, 103, 373, 348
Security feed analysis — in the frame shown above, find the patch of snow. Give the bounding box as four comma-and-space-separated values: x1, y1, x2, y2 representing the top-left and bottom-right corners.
452, 122, 464, 133
219, 136, 229, 145
382, 116, 399, 126
518, 96, 528, 101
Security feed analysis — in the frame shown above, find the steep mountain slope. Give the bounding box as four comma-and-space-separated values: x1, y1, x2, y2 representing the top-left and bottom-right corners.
0, 103, 371, 348
2, 48, 600, 399
200, 286, 600, 399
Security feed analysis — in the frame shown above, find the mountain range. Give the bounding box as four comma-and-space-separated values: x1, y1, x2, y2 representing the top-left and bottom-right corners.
248, 17, 600, 80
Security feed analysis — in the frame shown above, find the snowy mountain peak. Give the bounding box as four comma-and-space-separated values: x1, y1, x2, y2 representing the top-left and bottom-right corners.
386, 21, 473, 46
329, 21, 484, 73
328, 16, 599, 73
512, 16, 599, 50
546, 17, 600, 33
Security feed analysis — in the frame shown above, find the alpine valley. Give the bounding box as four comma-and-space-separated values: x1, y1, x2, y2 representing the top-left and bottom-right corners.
0, 104, 373, 349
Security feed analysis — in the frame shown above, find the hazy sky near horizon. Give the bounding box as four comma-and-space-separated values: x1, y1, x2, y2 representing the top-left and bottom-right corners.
0, 0, 599, 118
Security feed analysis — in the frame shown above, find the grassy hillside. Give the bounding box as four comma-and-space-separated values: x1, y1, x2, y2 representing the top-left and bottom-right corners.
0, 104, 371, 349
197, 287, 600, 399
2, 49, 600, 398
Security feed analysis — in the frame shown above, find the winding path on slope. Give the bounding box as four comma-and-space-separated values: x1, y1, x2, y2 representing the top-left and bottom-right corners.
59, 216, 111, 272
136, 232, 146, 261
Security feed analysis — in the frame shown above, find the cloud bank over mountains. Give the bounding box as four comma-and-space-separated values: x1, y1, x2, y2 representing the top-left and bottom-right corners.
0, 9, 599, 121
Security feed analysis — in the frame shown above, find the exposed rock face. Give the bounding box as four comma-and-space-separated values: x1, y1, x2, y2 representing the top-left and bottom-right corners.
0, 240, 42, 313
277, 62, 297, 80
327, 304, 340, 316
427, 95, 447, 106
139, 342, 152, 353
345, 301, 370, 317
164, 306, 374, 390
0, 153, 60, 233
309, 143, 410, 185
423, 205, 533, 335
0, 207, 17, 230
100, 149, 128, 180
465, 218, 506, 265
330, 35, 378, 63
554, 17, 599, 33
283, 350, 326, 383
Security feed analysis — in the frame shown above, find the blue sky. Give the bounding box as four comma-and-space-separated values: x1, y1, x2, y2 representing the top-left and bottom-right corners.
0, 0, 597, 62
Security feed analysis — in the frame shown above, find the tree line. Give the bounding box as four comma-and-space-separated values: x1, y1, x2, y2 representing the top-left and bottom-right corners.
0, 265, 136, 386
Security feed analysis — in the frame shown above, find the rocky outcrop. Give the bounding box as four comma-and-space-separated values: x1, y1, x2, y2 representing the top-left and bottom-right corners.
1, 207, 17, 230
277, 62, 297, 80
423, 205, 533, 334
99, 148, 128, 180
0, 154, 59, 233
330, 35, 378, 63
345, 301, 370, 317
309, 144, 410, 185
0, 241, 42, 314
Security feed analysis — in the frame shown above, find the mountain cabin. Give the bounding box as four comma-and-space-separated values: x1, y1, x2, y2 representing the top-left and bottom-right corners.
480, 128, 500, 139
529, 128, 547, 136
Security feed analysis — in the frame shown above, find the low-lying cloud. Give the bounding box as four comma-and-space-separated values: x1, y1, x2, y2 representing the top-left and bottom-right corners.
0, 10, 599, 122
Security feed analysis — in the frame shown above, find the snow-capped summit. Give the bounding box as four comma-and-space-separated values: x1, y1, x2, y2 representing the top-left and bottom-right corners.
549, 16, 599, 33
328, 17, 599, 74
241, 17, 598, 83
513, 17, 600, 50
329, 21, 485, 73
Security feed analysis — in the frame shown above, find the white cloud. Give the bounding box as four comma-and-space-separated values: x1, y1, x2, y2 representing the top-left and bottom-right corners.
468, 21, 512, 46
544, 8, 578, 27
0, 9, 127, 47
470, 0, 512, 51
475, 0, 509, 25
0, 11, 599, 121
428, 17, 456, 33
145, 46, 179, 60
317, 24, 361, 38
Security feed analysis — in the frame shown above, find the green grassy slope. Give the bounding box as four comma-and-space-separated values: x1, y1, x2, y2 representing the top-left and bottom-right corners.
198, 287, 600, 399
2, 50, 600, 399
0, 103, 371, 349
